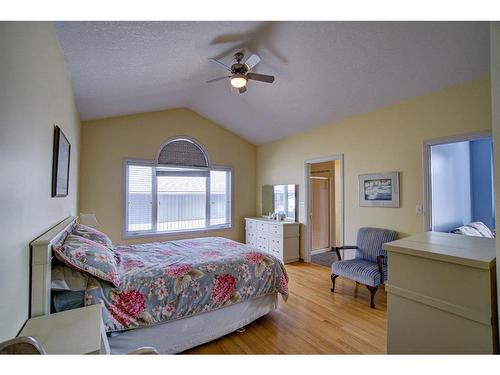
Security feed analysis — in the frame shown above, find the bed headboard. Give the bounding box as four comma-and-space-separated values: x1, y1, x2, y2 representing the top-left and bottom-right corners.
29, 216, 77, 317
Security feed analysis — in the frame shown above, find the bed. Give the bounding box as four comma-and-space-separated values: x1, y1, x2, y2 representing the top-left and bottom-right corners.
30, 216, 288, 354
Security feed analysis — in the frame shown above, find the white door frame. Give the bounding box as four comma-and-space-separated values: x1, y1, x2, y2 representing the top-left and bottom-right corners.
304, 154, 344, 263
423, 130, 492, 231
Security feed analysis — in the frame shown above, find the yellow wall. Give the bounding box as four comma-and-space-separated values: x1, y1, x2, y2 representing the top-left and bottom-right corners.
0, 22, 80, 340
256, 77, 491, 259
79, 109, 256, 244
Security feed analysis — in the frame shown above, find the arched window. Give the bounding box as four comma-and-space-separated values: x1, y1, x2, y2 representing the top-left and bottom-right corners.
156, 137, 210, 168
124, 137, 232, 237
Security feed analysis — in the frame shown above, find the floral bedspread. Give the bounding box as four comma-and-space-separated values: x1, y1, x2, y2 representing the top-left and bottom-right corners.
84, 237, 288, 332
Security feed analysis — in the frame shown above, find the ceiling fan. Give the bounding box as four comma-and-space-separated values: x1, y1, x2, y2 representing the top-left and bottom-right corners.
207, 51, 275, 94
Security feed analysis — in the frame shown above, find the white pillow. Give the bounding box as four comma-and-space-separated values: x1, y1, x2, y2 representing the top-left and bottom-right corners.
51, 264, 88, 291
452, 222, 495, 238
468, 222, 494, 238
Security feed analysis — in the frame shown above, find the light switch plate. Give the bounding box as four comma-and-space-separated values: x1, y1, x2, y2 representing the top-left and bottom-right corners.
416, 204, 423, 215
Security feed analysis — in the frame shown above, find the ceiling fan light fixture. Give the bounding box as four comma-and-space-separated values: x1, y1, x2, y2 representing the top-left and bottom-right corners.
230, 74, 247, 88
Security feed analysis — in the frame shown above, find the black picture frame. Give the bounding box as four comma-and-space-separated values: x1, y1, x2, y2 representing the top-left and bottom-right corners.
51, 125, 71, 197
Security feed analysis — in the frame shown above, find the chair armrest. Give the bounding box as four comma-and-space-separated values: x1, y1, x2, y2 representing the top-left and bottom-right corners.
127, 346, 160, 355
376, 255, 385, 283
332, 246, 357, 261
333, 247, 342, 261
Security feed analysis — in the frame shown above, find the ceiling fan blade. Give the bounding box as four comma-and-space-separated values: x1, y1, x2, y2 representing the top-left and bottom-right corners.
244, 54, 261, 70
238, 86, 247, 94
208, 58, 231, 71
210, 32, 247, 45
247, 72, 275, 83
206, 76, 231, 83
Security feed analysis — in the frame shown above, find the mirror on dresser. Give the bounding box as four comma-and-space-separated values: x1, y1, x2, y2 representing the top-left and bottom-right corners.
261, 184, 297, 222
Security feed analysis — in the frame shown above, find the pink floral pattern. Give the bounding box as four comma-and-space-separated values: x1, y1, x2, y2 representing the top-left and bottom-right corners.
211, 274, 237, 304
279, 273, 288, 295
84, 237, 288, 332
54, 234, 120, 287
70, 248, 86, 260
164, 264, 192, 278
109, 289, 146, 326
161, 304, 175, 318
244, 252, 265, 264
201, 250, 222, 257
121, 259, 144, 270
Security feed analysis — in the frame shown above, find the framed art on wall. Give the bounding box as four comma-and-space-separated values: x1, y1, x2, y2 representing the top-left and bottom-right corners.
358, 172, 399, 207
51, 125, 71, 197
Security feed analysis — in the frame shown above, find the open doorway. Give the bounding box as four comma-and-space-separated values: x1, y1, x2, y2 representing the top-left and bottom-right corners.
304, 155, 344, 266
424, 131, 495, 234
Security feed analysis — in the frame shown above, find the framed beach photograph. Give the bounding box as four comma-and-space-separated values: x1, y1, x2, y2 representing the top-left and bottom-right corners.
51, 125, 71, 197
358, 172, 399, 207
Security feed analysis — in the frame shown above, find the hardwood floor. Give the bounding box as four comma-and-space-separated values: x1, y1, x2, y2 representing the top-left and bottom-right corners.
185, 262, 387, 354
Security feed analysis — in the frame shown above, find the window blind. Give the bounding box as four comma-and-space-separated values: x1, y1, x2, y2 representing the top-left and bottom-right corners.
126, 164, 153, 232
210, 170, 230, 226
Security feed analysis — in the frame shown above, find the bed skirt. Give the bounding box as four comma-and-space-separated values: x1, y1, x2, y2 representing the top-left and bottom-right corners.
108, 293, 278, 354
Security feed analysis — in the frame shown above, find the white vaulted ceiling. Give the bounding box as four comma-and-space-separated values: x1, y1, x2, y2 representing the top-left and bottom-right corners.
55, 21, 490, 145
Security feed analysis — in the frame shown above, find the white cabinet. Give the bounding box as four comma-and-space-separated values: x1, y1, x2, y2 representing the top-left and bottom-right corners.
383, 232, 498, 354
18, 305, 109, 354
245, 217, 300, 263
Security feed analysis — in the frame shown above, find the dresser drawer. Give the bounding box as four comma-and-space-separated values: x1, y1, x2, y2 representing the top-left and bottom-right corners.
268, 246, 283, 261
268, 223, 282, 236
283, 223, 299, 238
268, 236, 282, 253
246, 220, 257, 233
246, 232, 257, 246
257, 235, 268, 251
257, 222, 269, 233
268, 247, 282, 259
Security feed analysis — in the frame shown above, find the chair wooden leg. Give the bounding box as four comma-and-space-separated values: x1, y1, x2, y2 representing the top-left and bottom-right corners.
330, 274, 338, 293
366, 285, 378, 309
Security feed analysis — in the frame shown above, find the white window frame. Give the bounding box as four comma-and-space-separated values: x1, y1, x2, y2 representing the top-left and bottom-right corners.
123, 159, 233, 239
422, 130, 492, 231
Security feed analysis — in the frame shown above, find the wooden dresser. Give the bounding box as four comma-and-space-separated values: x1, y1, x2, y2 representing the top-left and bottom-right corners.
245, 217, 300, 263
383, 232, 498, 354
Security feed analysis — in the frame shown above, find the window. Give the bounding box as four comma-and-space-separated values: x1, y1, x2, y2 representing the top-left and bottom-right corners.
124, 137, 231, 237
125, 162, 232, 236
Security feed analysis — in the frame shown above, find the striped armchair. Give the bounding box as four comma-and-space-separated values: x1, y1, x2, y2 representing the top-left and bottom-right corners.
330, 227, 397, 308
